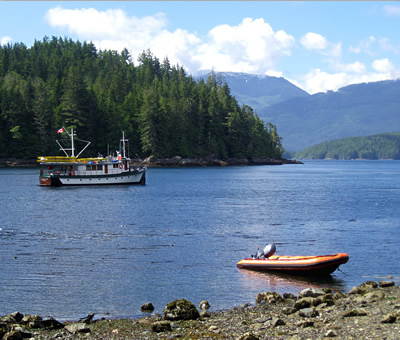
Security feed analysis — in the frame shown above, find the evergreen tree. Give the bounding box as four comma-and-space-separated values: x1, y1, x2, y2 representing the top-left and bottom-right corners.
0, 38, 283, 160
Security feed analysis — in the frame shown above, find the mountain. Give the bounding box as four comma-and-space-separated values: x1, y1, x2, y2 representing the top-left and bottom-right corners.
259, 79, 400, 151
198, 72, 400, 153
196, 71, 309, 109
296, 132, 400, 160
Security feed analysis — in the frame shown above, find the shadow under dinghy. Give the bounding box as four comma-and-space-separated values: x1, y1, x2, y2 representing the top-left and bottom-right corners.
237, 244, 349, 276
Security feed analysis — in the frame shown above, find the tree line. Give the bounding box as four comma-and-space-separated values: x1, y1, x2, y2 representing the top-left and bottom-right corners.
0, 36, 283, 160
296, 132, 400, 160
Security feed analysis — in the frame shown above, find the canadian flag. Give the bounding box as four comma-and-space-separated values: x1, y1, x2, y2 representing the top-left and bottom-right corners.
57, 128, 65, 134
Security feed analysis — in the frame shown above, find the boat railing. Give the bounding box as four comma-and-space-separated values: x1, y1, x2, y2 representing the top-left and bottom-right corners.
44, 167, 139, 177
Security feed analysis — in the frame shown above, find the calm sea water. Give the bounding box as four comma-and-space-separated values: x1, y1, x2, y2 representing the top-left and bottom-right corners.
1, 160, 399, 320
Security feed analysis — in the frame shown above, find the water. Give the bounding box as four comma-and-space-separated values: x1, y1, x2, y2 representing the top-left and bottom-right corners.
1, 160, 399, 320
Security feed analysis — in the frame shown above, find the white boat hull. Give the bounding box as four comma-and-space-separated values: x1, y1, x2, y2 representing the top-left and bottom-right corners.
40, 169, 146, 186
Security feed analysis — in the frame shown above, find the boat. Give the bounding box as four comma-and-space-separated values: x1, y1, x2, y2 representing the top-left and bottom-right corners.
38, 128, 146, 186
237, 244, 349, 275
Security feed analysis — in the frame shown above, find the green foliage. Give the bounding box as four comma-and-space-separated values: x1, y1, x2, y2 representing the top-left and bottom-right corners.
296, 132, 400, 160
0, 37, 283, 159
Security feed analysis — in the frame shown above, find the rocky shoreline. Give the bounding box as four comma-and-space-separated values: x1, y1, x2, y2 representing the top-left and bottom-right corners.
1, 279, 399, 339
0, 156, 302, 168
138, 156, 303, 167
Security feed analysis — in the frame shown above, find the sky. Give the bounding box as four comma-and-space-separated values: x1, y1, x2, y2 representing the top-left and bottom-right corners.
1, 1, 400, 94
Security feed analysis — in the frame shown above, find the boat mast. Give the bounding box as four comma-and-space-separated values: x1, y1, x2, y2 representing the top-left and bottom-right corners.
55, 128, 90, 158
70, 128, 75, 157
56, 127, 75, 157
121, 131, 128, 158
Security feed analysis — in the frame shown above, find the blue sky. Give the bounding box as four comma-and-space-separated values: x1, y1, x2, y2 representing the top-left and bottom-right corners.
1, 1, 400, 94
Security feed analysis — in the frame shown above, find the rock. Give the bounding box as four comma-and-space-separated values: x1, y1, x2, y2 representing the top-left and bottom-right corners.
65, 322, 90, 334
359, 281, 378, 289
238, 332, 260, 340
198, 300, 210, 310
78, 312, 95, 324
283, 292, 296, 300
271, 317, 285, 327
208, 325, 219, 332
21, 314, 42, 323
298, 288, 326, 298
379, 280, 395, 288
9, 312, 24, 323
294, 297, 314, 310
282, 307, 297, 315
342, 309, 368, 317
334, 291, 346, 300
317, 293, 335, 306
3, 328, 32, 340
256, 291, 283, 304
151, 321, 172, 333
364, 291, 385, 302
226, 158, 250, 166
381, 314, 396, 324
348, 286, 365, 295
163, 299, 200, 321
325, 329, 337, 337
255, 316, 272, 323
200, 311, 210, 318
298, 308, 319, 318
140, 303, 155, 313
298, 320, 314, 328
38, 318, 64, 330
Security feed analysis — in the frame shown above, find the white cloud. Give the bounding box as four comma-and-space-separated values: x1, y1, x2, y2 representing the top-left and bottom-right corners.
302, 69, 347, 94
383, 5, 400, 16
45, 8, 294, 75
1, 36, 12, 45
45, 6, 199, 69
301, 32, 327, 50
193, 18, 295, 74
349, 36, 399, 56
350, 36, 378, 56
46, 7, 167, 39
333, 61, 366, 74
265, 70, 283, 78
302, 66, 399, 94
372, 58, 394, 73
300, 32, 342, 58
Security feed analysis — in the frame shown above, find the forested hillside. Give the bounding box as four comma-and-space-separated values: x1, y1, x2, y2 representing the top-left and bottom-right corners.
296, 132, 400, 160
0, 37, 283, 159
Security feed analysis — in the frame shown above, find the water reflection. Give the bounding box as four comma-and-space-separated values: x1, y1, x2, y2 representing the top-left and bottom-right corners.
238, 268, 348, 296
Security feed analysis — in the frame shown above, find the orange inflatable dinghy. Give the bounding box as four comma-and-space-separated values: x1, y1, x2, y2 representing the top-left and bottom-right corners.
237, 253, 349, 275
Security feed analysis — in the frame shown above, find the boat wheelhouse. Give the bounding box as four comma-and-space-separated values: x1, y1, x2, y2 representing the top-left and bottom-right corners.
38, 129, 146, 186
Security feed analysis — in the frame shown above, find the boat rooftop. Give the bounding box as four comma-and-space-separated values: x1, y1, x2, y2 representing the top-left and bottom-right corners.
37, 156, 118, 164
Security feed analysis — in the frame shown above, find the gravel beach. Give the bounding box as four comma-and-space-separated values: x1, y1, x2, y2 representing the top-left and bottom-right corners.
1, 279, 399, 339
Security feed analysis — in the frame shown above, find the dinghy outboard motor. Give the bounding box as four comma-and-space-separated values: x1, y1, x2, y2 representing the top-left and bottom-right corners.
263, 243, 276, 259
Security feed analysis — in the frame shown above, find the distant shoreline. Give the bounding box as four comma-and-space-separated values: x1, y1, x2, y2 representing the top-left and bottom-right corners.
0, 157, 303, 168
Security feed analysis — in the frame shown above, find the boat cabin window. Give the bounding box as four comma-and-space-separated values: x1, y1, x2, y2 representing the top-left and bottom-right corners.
86, 164, 103, 171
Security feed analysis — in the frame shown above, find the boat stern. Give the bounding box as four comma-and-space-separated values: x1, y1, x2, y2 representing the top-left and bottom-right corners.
39, 175, 62, 186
